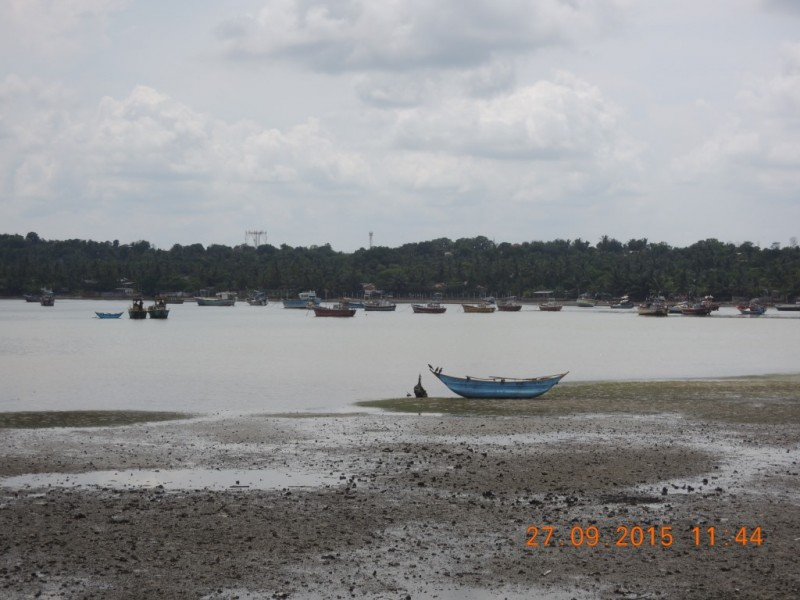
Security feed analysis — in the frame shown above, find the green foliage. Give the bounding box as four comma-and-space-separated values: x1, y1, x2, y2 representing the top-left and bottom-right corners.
1, 233, 798, 300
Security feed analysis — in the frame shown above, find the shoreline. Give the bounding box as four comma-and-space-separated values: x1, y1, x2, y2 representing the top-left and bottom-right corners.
1, 376, 799, 599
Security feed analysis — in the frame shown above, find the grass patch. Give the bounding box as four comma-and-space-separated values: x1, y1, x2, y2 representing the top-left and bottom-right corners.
0, 410, 191, 429
357, 374, 800, 423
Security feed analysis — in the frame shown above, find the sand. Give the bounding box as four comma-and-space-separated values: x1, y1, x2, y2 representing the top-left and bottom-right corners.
1, 377, 799, 599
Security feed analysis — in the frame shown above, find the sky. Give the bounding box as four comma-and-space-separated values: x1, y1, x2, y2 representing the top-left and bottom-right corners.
1, 0, 799, 252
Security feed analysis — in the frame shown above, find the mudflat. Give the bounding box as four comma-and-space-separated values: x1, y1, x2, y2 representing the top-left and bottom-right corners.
1, 376, 799, 599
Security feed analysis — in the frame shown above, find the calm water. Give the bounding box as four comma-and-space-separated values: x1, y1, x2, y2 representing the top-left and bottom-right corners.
1, 299, 798, 413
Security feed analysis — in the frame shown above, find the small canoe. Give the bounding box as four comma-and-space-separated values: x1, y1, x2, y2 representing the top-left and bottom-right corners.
428, 365, 567, 399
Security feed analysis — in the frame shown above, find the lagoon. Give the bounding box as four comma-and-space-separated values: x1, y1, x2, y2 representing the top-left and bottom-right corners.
1, 299, 798, 414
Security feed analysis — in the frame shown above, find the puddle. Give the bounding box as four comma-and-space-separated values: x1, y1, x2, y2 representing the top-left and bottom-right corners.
1, 468, 339, 491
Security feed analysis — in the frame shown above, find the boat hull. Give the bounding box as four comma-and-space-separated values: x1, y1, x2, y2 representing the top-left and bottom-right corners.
313, 306, 356, 317
497, 304, 522, 312
430, 366, 567, 399
462, 304, 495, 313
195, 297, 235, 306
95, 312, 123, 319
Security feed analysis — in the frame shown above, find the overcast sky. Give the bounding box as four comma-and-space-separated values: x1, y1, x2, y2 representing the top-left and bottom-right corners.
1, 0, 799, 252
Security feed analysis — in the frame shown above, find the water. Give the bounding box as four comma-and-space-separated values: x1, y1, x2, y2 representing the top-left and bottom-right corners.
1, 299, 798, 413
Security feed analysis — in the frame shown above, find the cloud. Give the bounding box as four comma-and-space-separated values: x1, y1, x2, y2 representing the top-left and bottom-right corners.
217, 0, 625, 72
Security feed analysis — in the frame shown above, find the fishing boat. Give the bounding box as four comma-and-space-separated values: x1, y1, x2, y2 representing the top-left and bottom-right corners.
312, 302, 356, 317
246, 291, 268, 306
428, 365, 568, 399
538, 300, 563, 312
737, 302, 767, 315
39, 293, 55, 306
195, 292, 236, 306
95, 312, 123, 319
147, 298, 170, 319
637, 297, 669, 316
680, 302, 713, 316
283, 291, 321, 309
412, 303, 447, 314
497, 297, 522, 312
610, 296, 634, 309
128, 299, 148, 319
462, 302, 496, 313
363, 297, 397, 311
576, 299, 596, 308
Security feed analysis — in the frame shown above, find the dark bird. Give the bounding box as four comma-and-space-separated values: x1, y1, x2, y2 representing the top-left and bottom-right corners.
413, 374, 427, 398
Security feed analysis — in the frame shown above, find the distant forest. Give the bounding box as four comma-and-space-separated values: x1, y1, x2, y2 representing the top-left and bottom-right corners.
2, 232, 799, 301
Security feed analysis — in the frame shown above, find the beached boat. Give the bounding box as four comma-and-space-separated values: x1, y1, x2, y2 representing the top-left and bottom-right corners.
95, 312, 123, 319
538, 301, 563, 312
737, 303, 767, 315
462, 302, 496, 313
283, 291, 321, 309
637, 297, 669, 316
428, 365, 568, 399
497, 297, 522, 312
313, 302, 357, 317
195, 292, 236, 306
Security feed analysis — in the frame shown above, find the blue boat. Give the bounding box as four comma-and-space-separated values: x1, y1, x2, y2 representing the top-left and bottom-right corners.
428, 365, 567, 399
95, 312, 123, 319
283, 291, 321, 309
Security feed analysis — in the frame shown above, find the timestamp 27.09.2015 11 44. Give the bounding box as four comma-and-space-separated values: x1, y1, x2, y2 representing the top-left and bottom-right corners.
525, 525, 764, 548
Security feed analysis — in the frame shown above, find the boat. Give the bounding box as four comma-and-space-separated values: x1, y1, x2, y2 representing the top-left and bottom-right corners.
668, 302, 686, 314
538, 300, 562, 312
246, 291, 268, 306
428, 365, 568, 399
23, 294, 40, 303
497, 297, 522, 312
576, 299, 596, 308
195, 292, 236, 306
637, 297, 669, 316
147, 298, 170, 319
128, 299, 148, 319
312, 302, 357, 317
283, 291, 321, 309
462, 302, 496, 313
363, 297, 397, 311
412, 303, 447, 314
95, 312, 123, 319
164, 296, 185, 304
39, 293, 55, 306
610, 295, 634, 309
775, 303, 800, 312
680, 302, 713, 316
737, 302, 767, 315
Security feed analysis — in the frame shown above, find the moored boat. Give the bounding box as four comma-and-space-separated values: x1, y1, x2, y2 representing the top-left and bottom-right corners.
95, 312, 123, 319
610, 295, 634, 309
39, 293, 55, 306
737, 302, 766, 315
313, 302, 357, 317
428, 365, 568, 399
246, 291, 268, 306
462, 302, 496, 313
497, 297, 522, 311
775, 303, 800, 312
128, 299, 148, 319
283, 291, 321, 309
147, 298, 170, 319
538, 300, 562, 312
637, 297, 669, 316
412, 302, 447, 314
680, 302, 713, 316
195, 292, 236, 306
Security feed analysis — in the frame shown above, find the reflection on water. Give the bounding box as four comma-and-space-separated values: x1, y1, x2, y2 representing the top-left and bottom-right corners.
1, 300, 798, 413
1, 468, 338, 491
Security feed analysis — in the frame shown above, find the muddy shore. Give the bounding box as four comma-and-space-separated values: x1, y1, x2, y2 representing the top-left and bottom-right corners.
1, 376, 799, 599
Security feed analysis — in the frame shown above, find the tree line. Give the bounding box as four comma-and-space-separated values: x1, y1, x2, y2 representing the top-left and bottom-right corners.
1, 232, 798, 301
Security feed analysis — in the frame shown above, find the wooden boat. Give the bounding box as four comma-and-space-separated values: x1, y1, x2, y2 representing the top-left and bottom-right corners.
428, 365, 568, 399
363, 297, 397, 311
538, 301, 562, 312
95, 312, 123, 319
128, 299, 148, 319
680, 302, 713, 316
737, 303, 766, 315
283, 291, 320, 309
462, 303, 495, 313
195, 292, 236, 306
497, 297, 522, 311
637, 297, 669, 316
412, 302, 446, 314
313, 302, 356, 317
147, 298, 170, 319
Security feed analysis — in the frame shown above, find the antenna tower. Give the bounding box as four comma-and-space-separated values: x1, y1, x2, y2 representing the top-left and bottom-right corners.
245, 230, 267, 247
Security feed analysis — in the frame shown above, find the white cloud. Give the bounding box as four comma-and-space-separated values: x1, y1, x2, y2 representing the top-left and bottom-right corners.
218, 0, 625, 71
